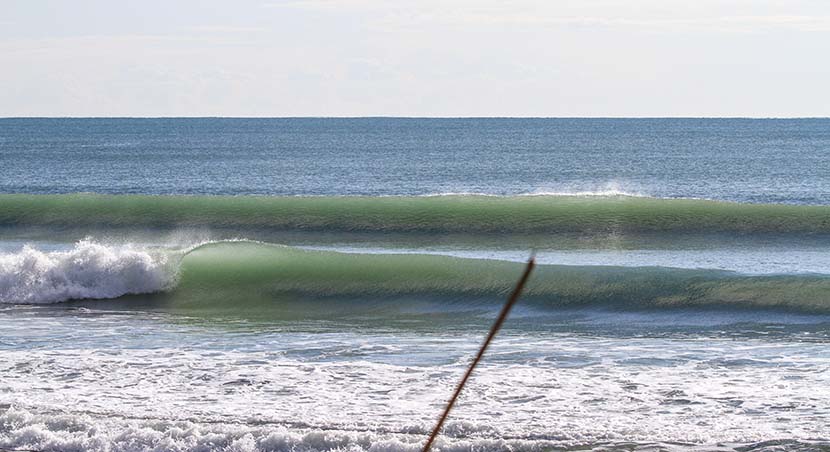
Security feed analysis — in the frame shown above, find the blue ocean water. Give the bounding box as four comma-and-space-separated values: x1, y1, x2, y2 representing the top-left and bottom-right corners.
1, 118, 829, 203
1, 118, 829, 451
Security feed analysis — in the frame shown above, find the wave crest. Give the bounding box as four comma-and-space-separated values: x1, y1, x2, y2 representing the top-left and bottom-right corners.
0, 240, 175, 304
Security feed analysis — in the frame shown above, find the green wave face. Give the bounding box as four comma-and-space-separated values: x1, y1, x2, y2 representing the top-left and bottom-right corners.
144, 242, 830, 318
2, 193, 830, 235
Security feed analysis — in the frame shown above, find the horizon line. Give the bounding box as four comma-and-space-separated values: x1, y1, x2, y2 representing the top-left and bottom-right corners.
2, 116, 830, 120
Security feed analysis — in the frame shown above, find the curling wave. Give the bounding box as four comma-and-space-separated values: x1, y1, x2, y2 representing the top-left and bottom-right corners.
4, 240, 830, 312
166, 242, 830, 314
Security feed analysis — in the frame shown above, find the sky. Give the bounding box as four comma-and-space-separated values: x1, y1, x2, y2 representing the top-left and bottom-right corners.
1, 0, 829, 117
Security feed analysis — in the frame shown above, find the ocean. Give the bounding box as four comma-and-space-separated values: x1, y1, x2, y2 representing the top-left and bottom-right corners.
1, 118, 829, 451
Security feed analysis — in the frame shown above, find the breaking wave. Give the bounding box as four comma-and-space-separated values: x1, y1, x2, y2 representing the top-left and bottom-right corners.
0, 240, 174, 304
4, 240, 830, 314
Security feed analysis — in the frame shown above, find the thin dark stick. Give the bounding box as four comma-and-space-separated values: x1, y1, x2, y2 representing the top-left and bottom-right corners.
421, 255, 536, 452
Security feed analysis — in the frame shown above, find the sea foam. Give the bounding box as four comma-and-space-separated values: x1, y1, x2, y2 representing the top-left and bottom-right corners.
0, 240, 174, 304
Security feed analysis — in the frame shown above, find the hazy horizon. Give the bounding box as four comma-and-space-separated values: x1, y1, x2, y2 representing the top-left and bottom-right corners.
2, 0, 829, 117
4, 116, 830, 119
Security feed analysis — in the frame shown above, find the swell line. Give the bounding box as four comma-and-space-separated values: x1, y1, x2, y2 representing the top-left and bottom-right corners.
2, 193, 830, 235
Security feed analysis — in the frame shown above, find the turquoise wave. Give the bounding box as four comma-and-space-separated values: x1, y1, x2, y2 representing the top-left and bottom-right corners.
2, 193, 830, 235
139, 242, 830, 315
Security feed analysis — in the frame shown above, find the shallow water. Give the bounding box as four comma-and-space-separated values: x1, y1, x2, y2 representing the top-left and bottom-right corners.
3, 304, 830, 451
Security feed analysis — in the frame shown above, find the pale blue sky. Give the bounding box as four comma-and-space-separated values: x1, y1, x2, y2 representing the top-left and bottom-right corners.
1, 0, 829, 117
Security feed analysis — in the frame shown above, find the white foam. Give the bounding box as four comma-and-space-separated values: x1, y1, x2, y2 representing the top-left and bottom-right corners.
415, 182, 653, 198
0, 239, 175, 304
414, 189, 650, 198
518, 181, 659, 198
2, 338, 827, 450
0, 407, 559, 452
519, 188, 647, 197
2, 311, 830, 451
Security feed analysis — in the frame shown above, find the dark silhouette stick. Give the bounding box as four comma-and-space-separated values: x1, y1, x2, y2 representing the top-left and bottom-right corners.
421, 255, 536, 452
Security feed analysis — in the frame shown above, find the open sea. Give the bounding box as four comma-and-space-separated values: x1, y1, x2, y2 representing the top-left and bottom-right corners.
1, 118, 829, 451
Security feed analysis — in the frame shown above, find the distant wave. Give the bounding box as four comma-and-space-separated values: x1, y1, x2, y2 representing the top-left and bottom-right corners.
2, 193, 830, 235
5, 240, 828, 313
417, 187, 649, 197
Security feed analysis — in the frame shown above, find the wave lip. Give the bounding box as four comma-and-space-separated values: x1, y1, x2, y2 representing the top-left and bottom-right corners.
0, 240, 174, 304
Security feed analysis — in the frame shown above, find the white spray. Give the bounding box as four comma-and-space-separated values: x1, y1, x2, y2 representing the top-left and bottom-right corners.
0, 239, 176, 304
